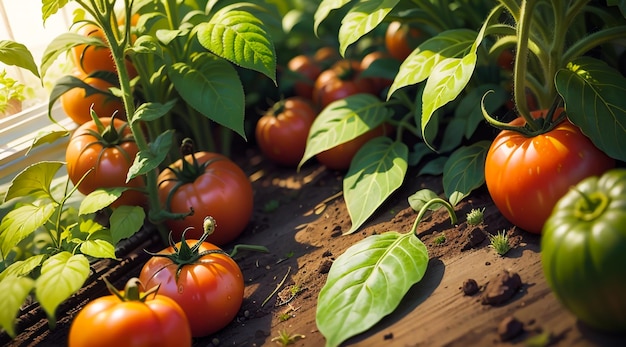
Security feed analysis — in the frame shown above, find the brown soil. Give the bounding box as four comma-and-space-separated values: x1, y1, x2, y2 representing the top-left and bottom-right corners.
3, 147, 626, 347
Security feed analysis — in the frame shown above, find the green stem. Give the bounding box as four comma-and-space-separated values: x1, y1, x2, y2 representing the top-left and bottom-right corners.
512, 0, 538, 129
410, 198, 457, 237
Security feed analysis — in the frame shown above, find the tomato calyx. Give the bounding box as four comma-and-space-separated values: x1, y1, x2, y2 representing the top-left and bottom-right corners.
572, 189, 610, 222
104, 277, 158, 303
146, 216, 230, 282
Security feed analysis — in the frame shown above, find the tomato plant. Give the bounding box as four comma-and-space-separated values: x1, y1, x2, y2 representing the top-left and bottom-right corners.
315, 123, 390, 171
157, 139, 254, 245
60, 72, 126, 124
484, 108, 615, 234
66, 116, 146, 208
312, 59, 375, 109
255, 97, 317, 166
72, 23, 117, 75
542, 168, 626, 333
384, 21, 424, 61
68, 278, 192, 347
139, 218, 245, 337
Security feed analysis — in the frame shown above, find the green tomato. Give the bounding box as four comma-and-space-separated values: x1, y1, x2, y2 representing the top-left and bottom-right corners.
541, 168, 626, 333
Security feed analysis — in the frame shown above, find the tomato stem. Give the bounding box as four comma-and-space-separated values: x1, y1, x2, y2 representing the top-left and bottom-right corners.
410, 198, 457, 237
572, 188, 610, 222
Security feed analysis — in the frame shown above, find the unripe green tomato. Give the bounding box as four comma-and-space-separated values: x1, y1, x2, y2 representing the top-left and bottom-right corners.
541, 168, 626, 333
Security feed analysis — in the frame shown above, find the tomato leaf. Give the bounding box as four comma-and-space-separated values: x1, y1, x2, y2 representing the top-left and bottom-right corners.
408, 189, 444, 212
0, 275, 35, 338
0, 204, 57, 258
443, 141, 490, 206
387, 29, 477, 98
0, 255, 47, 281
555, 56, 626, 162
40, 32, 99, 80
299, 94, 391, 169
316, 232, 429, 347
314, 0, 352, 35
132, 100, 178, 124
80, 239, 117, 259
78, 218, 106, 235
36, 252, 90, 323
344, 138, 408, 234
418, 156, 447, 176
127, 130, 175, 181
28, 130, 70, 154
79, 188, 126, 215
168, 54, 246, 139
3, 161, 64, 202
197, 8, 276, 82
338, 0, 399, 56
109, 206, 145, 244
0, 40, 39, 78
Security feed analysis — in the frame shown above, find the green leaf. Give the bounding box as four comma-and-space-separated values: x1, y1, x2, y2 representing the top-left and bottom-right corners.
408, 189, 443, 212
555, 56, 626, 161
0, 40, 40, 78
28, 130, 70, 154
442, 141, 490, 206
0, 275, 35, 337
197, 9, 276, 82
418, 156, 447, 176
127, 130, 174, 181
40, 32, 101, 80
131, 100, 178, 124
42, 0, 70, 24
168, 53, 246, 139
3, 161, 64, 203
79, 188, 127, 215
36, 252, 90, 322
299, 94, 392, 169
80, 239, 117, 259
109, 206, 145, 244
387, 29, 477, 98
314, 0, 352, 35
453, 84, 508, 140
338, 0, 399, 56
344, 138, 408, 234
316, 231, 428, 347
0, 204, 57, 258
78, 218, 106, 235
0, 255, 47, 281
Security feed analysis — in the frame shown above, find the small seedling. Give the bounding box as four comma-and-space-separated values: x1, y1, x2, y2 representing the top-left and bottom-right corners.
433, 233, 446, 245
466, 207, 485, 226
271, 330, 305, 346
489, 230, 511, 256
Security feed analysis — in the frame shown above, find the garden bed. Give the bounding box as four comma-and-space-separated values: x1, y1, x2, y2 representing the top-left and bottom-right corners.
2, 146, 626, 347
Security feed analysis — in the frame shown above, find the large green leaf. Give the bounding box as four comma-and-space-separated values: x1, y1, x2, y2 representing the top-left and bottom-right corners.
3, 161, 64, 202
0, 204, 57, 258
109, 206, 146, 244
0, 255, 47, 281
79, 188, 126, 215
387, 29, 477, 98
42, 0, 70, 24
0, 275, 35, 337
40, 32, 102, 80
299, 94, 392, 169
338, 0, 399, 55
442, 141, 490, 206
555, 56, 626, 161
314, 0, 352, 35
344, 138, 408, 234
36, 252, 90, 322
80, 239, 117, 259
0, 40, 39, 78
197, 9, 276, 82
316, 231, 428, 347
168, 54, 246, 138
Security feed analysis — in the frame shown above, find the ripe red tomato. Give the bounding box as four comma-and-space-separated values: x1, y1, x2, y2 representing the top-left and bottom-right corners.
360, 51, 394, 94
485, 108, 615, 234
255, 97, 317, 166
312, 59, 375, 109
139, 238, 245, 337
157, 151, 253, 245
385, 21, 424, 61
287, 55, 323, 100
66, 117, 146, 208
316, 123, 390, 171
68, 278, 192, 347
61, 72, 126, 124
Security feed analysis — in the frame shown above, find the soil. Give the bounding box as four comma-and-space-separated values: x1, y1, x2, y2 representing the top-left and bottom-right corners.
3, 146, 626, 347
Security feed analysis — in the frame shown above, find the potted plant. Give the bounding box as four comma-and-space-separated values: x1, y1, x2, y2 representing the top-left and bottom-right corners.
0, 69, 27, 117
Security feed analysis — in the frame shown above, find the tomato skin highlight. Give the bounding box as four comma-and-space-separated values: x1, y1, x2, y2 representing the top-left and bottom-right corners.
385, 21, 423, 61
541, 169, 626, 333
139, 240, 245, 337
157, 152, 254, 245
484, 109, 615, 234
66, 117, 146, 208
68, 287, 191, 347
255, 97, 317, 166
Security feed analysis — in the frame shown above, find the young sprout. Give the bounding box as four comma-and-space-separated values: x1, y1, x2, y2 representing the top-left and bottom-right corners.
466, 207, 486, 226
434, 233, 446, 245
489, 230, 512, 256
271, 330, 305, 346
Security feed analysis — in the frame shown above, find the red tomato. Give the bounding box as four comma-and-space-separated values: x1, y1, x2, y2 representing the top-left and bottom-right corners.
72, 24, 117, 75
139, 238, 244, 337
385, 21, 424, 61
287, 55, 323, 100
157, 151, 253, 245
360, 51, 394, 94
68, 278, 191, 347
316, 123, 390, 171
313, 46, 341, 68
66, 117, 146, 208
255, 97, 317, 166
312, 59, 375, 109
61, 72, 126, 124
485, 108, 615, 234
